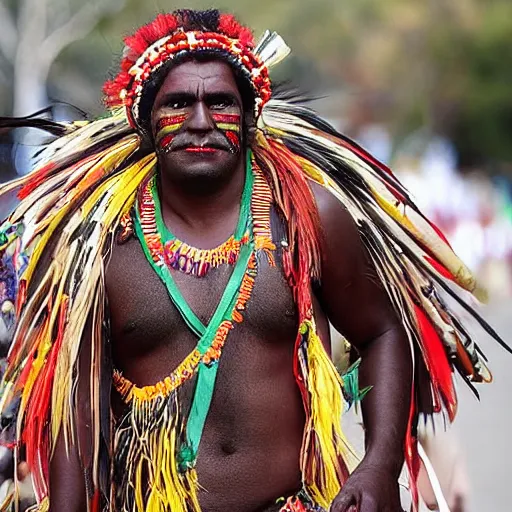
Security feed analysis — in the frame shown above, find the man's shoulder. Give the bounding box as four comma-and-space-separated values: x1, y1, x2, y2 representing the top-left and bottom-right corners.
308, 180, 361, 251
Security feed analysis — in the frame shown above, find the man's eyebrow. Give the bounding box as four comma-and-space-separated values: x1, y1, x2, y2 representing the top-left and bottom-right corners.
157, 91, 241, 105
204, 91, 240, 103
158, 92, 197, 103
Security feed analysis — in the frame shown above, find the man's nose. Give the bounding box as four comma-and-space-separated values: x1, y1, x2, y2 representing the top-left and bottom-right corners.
185, 102, 215, 133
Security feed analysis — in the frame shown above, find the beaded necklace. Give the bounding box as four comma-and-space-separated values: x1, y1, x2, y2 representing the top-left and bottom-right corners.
137, 155, 252, 278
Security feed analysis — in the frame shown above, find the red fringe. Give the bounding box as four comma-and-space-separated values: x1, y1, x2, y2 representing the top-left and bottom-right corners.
405, 392, 420, 512
414, 304, 456, 420
255, 140, 322, 468
258, 139, 321, 321
424, 255, 455, 282
22, 297, 69, 501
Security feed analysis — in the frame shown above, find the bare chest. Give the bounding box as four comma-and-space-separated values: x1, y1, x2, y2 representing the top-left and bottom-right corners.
105, 231, 297, 386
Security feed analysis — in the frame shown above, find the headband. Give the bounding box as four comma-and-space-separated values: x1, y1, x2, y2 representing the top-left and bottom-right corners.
103, 15, 290, 132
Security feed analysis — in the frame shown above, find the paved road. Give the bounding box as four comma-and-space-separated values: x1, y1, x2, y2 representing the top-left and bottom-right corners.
454, 300, 512, 511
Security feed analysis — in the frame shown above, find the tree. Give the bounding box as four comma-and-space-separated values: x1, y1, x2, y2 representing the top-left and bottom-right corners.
0, 0, 126, 117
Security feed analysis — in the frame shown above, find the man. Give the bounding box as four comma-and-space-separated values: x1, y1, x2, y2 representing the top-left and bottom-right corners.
0, 9, 507, 512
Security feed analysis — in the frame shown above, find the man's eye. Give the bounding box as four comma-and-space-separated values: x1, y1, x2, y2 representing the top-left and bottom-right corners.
208, 98, 234, 110
168, 99, 191, 109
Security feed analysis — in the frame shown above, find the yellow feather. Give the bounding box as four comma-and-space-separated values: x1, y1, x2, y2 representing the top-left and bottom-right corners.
22, 137, 140, 288
300, 319, 358, 509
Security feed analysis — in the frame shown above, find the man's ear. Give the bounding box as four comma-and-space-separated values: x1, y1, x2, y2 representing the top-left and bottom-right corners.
244, 111, 256, 146
140, 132, 155, 152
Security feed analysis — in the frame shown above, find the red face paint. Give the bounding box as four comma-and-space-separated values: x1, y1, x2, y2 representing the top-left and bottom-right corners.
155, 112, 241, 153
155, 114, 188, 152
212, 113, 241, 152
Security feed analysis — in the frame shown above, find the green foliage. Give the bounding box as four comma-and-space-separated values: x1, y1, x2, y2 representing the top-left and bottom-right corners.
453, 2, 512, 167
3, 0, 511, 169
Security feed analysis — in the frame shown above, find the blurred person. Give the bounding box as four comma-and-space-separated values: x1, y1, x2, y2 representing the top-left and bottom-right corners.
417, 427, 469, 512
0, 9, 509, 512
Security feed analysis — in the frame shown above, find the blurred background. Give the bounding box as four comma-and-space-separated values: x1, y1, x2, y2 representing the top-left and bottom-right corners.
0, 0, 511, 510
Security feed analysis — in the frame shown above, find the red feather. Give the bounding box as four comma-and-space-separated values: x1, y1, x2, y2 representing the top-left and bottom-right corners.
424, 218, 452, 248
23, 297, 68, 501
103, 12, 255, 109
329, 134, 460, 250
218, 14, 255, 46
124, 14, 178, 55
414, 304, 457, 421
424, 255, 455, 282
18, 163, 55, 200
405, 392, 420, 511
338, 137, 454, 249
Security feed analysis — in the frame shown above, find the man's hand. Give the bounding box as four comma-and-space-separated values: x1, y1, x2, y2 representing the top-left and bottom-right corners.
330, 462, 402, 512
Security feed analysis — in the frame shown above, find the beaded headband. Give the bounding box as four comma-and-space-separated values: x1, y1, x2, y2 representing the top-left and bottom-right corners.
103, 14, 290, 132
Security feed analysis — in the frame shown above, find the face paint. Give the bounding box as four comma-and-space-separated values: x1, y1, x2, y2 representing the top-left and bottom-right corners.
155, 114, 188, 152
212, 113, 241, 153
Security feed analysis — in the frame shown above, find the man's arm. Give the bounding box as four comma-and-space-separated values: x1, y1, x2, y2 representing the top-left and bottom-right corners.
313, 184, 412, 512
49, 432, 87, 512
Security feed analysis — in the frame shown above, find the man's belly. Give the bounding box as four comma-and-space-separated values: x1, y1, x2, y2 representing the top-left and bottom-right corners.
194, 347, 306, 512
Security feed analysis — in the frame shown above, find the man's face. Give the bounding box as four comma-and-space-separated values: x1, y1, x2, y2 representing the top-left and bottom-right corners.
150, 59, 245, 183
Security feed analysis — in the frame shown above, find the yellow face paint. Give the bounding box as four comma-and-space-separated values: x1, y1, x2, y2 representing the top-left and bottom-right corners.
155, 114, 188, 151
212, 113, 241, 151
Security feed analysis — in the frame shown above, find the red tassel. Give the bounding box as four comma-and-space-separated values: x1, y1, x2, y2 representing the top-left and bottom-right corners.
22, 297, 69, 501
424, 255, 455, 281
405, 392, 420, 512
260, 139, 321, 289
414, 304, 457, 420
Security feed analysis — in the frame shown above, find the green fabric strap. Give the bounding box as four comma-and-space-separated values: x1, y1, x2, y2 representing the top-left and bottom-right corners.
146, 153, 254, 337
184, 241, 254, 465
133, 153, 256, 469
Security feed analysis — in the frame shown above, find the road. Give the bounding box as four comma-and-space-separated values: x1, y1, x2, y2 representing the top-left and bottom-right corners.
455, 299, 512, 511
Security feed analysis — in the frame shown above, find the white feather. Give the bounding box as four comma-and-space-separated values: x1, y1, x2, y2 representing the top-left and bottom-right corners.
254, 31, 291, 69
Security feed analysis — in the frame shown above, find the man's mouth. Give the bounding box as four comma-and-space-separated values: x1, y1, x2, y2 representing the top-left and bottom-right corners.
166, 139, 232, 154
184, 146, 218, 153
